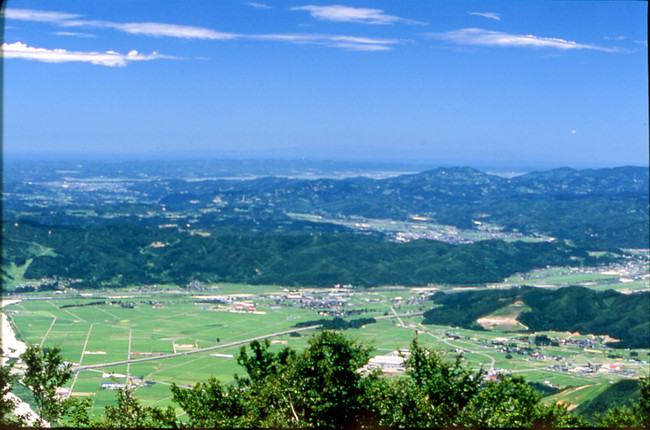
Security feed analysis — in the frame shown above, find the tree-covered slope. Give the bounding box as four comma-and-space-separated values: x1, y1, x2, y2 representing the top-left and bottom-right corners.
2, 222, 612, 288
423, 286, 650, 348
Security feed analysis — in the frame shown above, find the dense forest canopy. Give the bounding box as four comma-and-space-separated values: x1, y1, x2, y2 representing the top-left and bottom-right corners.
3, 221, 618, 287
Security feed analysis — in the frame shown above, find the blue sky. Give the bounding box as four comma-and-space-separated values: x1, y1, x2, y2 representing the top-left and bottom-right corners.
1, 1, 648, 168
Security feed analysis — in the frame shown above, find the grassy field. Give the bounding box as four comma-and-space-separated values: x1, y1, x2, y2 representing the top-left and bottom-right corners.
4, 275, 648, 416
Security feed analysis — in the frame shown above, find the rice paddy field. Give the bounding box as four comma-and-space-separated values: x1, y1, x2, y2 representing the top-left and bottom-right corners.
4, 269, 649, 416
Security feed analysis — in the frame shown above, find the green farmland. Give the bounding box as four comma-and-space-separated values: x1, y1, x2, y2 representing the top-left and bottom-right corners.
4, 273, 649, 416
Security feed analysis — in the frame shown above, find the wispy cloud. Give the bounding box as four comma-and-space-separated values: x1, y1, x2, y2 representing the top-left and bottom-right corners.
3, 8, 240, 40
467, 12, 501, 21
101, 22, 238, 40
291, 5, 426, 25
54, 31, 97, 38
0, 41, 177, 67
3, 8, 399, 52
2, 8, 81, 23
426, 28, 622, 52
246, 2, 271, 9
250, 33, 399, 51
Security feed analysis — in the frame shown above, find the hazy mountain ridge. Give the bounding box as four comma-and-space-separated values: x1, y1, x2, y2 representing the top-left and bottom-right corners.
3, 164, 648, 249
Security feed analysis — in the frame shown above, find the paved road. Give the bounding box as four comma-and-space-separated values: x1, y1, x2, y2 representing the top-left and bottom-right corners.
73, 312, 424, 372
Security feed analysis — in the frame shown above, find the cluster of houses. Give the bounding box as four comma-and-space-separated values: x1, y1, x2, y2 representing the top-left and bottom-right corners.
547, 361, 638, 377
100, 377, 156, 390
272, 290, 354, 316
193, 293, 261, 313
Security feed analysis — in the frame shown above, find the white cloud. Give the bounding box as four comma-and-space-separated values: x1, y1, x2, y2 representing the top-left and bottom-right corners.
249, 33, 399, 51
291, 5, 426, 25
106, 22, 238, 39
426, 28, 622, 52
0, 41, 176, 67
54, 31, 97, 38
4, 8, 238, 40
2, 8, 81, 23
246, 2, 271, 9
468, 12, 501, 21
3, 7, 398, 52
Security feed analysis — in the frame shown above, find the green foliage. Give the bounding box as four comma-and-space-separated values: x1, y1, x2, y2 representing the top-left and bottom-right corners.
4, 220, 606, 288
0, 350, 16, 422
461, 375, 588, 427
404, 338, 483, 426
592, 378, 650, 428
528, 381, 561, 397
170, 377, 245, 427
240, 331, 376, 427
102, 385, 177, 428
0, 349, 28, 426
360, 337, 584, 428
236, 338, 294, 384
21, 345, 73, 424
423, 286, 650, 348
576, 379, 642, 419
5, 332, 648, 428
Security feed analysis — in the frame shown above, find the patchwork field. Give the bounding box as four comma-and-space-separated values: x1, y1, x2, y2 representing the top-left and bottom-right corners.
4, 271, 648, 416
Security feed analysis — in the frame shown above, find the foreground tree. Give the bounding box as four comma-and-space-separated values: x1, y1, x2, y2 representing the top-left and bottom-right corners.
400, 337, 484, 426
0, 348, 28, 426
4, 333, 649, 428
460, 374, 588, 427
171, 331, 378, 428
170, 376, 245, 427
21, 345, 73, 425
103, 385, 177, 428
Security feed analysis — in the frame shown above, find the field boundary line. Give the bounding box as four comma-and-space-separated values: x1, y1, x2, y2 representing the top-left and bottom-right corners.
127, 329, 132, 380
96, 306, 120, 320
68, 323, 93, 398
39, 316, 57, 347
47, 300, 86, 322
390, 306, 406, 327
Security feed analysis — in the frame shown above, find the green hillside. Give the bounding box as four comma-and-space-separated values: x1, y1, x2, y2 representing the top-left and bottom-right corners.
423, 286, 649, 348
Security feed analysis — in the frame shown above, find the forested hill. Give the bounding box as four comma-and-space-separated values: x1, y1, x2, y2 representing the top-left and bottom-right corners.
3, 164, 649, 249
2, 222, 613, 288
423, 286, 650, 349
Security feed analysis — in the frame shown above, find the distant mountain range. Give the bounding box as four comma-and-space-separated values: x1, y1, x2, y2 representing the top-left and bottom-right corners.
139, 165, 650, 249
2, 164, 648, 289
3, 164, 649, 250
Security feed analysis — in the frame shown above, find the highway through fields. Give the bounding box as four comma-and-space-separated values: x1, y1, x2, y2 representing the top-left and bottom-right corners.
73, 312, 423, 372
